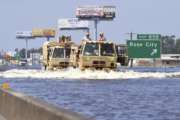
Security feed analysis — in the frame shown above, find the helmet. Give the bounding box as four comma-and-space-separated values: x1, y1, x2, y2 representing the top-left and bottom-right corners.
86, 32, 90, 36
99, 32, 104, 36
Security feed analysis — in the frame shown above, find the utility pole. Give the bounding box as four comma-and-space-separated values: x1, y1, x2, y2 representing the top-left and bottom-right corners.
25, 39, 28, 60
126, 32, 136, 68
126, 32, 136, 40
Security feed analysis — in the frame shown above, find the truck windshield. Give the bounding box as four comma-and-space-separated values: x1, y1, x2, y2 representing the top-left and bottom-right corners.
65, 48, 71, 58
83, 43, 99, 56
101, 43, 115, 56
52, 48, 64, 58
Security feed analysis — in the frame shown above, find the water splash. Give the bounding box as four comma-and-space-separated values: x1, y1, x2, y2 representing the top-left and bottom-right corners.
0, 68, 180, 79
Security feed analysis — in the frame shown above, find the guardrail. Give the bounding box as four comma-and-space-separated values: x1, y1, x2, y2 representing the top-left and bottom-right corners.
0, 88, 91, 120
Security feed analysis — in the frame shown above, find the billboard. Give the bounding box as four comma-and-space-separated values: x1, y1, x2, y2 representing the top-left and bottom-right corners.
58, 18, 89, 30
43, 29, 56, 37
76, 6, 116, 20
32, 29, 55, 37
16, 31, 34, 39
32, 29, 44, 37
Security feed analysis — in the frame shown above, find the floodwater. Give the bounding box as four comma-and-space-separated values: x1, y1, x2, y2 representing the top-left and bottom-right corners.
0, 67, 180, 120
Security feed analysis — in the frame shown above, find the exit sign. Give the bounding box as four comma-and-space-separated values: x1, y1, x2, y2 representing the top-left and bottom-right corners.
137, 34, 161, 40
127, 40, 161, 58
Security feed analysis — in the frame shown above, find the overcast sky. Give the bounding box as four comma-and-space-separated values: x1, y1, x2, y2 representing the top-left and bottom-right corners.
0, 0, 180, 51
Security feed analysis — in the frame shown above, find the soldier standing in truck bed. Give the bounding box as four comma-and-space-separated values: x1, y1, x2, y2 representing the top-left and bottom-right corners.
99, 32, 106, 41
83, 32, 92, 41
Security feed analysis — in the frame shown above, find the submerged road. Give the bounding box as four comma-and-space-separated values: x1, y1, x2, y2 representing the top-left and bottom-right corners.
0, 67, 180, 120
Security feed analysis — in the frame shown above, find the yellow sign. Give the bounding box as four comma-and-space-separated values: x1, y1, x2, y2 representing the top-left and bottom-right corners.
32, 29, 44, 37
43, 29, 56, 37
32, 29, 55, 37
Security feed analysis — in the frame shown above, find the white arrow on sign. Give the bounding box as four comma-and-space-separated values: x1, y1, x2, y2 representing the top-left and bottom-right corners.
151, 49, 157, 56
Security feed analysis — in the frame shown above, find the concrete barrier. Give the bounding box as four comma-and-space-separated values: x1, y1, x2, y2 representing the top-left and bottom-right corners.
0, 88, 91, 120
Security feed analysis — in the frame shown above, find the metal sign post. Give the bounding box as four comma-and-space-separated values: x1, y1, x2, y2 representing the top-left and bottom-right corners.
47, 37, 50, 41
16, 31, 34, 60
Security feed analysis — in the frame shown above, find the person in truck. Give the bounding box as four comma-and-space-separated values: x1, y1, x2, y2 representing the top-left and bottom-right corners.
83, 32, 92, 41
99, 32, 106, 41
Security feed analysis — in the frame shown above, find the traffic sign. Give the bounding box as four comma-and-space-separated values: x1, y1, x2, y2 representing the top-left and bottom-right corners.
127, 40, 161, 58
137, 34, 161, 40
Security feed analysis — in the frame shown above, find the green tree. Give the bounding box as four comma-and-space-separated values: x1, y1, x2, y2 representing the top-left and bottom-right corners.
161, 35, 176, 54
19, 48, 26, 58
176, 38, 180, 54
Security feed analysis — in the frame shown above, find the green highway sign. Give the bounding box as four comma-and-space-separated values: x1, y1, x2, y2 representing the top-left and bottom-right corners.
127, 40, 161, 58
137, 34, 161, 40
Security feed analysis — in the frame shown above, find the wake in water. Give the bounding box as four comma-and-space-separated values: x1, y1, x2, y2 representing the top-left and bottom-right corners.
0, 67, 180, 79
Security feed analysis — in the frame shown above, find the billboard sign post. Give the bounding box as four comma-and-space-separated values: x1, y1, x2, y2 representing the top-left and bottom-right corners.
16, 31, 34, 59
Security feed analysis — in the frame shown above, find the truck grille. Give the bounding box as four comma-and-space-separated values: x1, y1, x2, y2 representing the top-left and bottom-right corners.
59, 62, 69, 67
93, 61, 105, 65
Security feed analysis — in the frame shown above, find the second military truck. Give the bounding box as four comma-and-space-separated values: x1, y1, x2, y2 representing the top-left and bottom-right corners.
42, 37, 74, 70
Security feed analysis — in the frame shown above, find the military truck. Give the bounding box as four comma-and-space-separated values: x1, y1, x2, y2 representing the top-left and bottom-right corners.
42, 37, 75, 70
116, 44, 129, 66
77, 40, 117, 71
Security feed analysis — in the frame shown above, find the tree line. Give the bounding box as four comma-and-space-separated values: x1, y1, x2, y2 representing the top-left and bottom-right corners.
16, 47, 42, 59
161, 35, 180, 54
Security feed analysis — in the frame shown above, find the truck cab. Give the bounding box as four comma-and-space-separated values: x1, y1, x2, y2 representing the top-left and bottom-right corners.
48, 46, 71, 69
42, 38, 74, 70
78, 40, 117, 71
